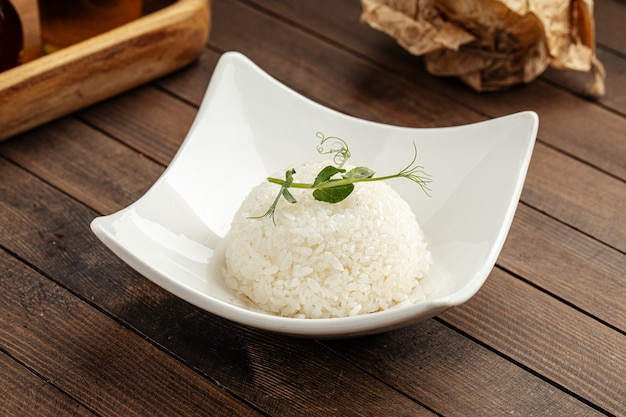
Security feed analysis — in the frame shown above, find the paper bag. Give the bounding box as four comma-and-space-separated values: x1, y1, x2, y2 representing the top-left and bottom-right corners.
361, 0, 605, 95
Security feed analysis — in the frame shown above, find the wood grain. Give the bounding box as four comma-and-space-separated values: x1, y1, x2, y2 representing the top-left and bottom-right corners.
1, 52, 621, 417
4, 107, 621, 412
325, 320, 602, 417
0, 0, 210, 141
0, 137, 438, 417
522, 142, 626, 251
543, 48, 626, 114
1, 0, 624, 415
1, 117, 164, 214
210, 2, 483, 128
440, 268, 626, 415
0, 249, 262, 417
595, 0, 626, 56
78, 86, 197, 166
1, 352, 96, 417
500, 204, 626, 332
5, 57, 624, 330
0, 182, 599, 416
157, 47, 219, 105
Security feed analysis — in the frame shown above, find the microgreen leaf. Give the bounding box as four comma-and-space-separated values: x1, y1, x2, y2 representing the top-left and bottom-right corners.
312, 165, 346, 187
343, 166, 375, 179
312, 183, 354, 203
282, 188, 296, 203
248, 168, 297, 225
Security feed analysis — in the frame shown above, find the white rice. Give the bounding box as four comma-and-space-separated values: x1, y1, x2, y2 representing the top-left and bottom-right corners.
223, 161, 433, 319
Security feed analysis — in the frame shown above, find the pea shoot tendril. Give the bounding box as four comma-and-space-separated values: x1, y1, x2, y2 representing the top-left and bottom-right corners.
250, 133, 432, 224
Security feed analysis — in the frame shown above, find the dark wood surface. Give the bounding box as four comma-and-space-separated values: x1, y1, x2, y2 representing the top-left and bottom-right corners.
2, 1, 625, 416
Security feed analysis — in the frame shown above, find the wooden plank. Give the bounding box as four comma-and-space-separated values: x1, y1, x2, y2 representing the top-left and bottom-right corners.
0, 84, 614, 417
3, 0, 621, 310
1, 2, 623, 417
1, 352, 96, 417
208, 4, 483, 128
245, 0, 626, 180
522, 142, 626, 252
2, 2, 622, 414
501, 204, 626, 332
78, 86, 197, 166
0, 137, 438, 417
440, 268, 626, 416
0, 250, 262, 417
157, 47, 219, 106
0, 158, 598, 415
4, 115, 624, 335
431, 81, 626, 181
543, 47, 626, 114
4, 26, 623, 338
4, 0, 620, 326
1, 117, 164, 215
3, 145, 616, 410
324, 320, 602, 417
595, 0, 626, 55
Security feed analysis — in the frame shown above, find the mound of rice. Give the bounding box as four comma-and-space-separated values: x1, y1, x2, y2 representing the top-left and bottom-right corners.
223, 161, 433, 319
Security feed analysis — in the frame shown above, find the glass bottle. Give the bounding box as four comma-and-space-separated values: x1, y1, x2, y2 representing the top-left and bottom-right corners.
0, 0, 23, 72
37, 0, 143, 53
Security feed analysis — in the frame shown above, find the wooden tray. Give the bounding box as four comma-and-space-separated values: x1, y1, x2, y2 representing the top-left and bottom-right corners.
0, 0, 210, 142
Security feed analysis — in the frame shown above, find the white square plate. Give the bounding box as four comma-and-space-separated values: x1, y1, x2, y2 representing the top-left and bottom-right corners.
91, 51, 538, 338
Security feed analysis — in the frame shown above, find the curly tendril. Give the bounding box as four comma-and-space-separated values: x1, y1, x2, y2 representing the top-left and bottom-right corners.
316, 132, 351, 168
251, 133, 432, 224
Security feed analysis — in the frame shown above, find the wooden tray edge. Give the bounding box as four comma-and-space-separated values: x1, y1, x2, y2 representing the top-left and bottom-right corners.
0, 0, 211, 142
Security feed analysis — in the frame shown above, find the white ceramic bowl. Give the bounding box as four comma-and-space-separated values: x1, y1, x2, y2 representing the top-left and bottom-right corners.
91, 51, 538, 338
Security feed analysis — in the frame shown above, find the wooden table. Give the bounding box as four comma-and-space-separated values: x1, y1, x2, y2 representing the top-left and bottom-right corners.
2, 1, 625, 416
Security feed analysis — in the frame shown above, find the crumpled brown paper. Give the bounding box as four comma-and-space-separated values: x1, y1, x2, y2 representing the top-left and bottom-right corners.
361, 0, 605, 95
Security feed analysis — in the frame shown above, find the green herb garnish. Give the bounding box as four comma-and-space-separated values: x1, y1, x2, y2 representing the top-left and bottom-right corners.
251, 132, 432, 224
